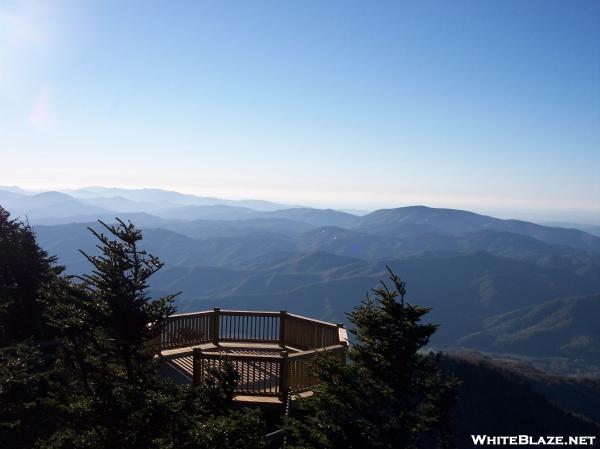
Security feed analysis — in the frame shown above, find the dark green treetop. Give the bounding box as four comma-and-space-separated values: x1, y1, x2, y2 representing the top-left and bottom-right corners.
77, 218, 178, 383
0, 206, 63, 344
286, 267, 457, 449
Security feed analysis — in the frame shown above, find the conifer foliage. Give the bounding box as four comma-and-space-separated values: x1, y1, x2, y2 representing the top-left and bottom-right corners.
0, 206, 64, 448
0, 206, 63, 343
287, 267, 457, 449
77, 218, 177, 384
45, 219, 179, 447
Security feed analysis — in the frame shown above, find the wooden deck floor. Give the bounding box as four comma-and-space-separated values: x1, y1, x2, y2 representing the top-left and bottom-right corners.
161, 342, 299, 359
233, 390, 313, 406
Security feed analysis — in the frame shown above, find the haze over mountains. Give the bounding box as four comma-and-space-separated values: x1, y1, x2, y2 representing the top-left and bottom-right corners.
2, 186, 600, 375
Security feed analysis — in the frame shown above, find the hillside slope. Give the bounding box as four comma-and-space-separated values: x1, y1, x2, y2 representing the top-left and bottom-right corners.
460, 294, 600, 360
442, 354, 600, 448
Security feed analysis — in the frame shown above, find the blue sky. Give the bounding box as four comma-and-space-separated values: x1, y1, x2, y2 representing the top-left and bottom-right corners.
1, 0, 599, 221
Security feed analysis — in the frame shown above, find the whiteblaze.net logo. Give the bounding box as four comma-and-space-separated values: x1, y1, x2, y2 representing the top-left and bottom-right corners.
471, 435, 597, 446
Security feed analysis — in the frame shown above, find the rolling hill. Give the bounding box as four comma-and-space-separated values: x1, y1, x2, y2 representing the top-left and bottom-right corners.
459, 294, 600, 360
352, 206, 600, 253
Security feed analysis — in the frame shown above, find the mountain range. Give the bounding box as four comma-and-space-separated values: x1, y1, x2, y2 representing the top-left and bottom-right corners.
2, 186, 600, 375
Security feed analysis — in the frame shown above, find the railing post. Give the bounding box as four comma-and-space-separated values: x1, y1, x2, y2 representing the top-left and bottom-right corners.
338, 323, 348, 364
212, 307, 220, 346
279, 310, 287, 348
337, 323, 348, 345
193, 347, 203, 385
279, 350, 289, 398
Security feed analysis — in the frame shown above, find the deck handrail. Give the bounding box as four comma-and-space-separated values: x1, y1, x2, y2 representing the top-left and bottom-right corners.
285, 312, 340, 328
196, 350, 284, 362
287, 344, 346, 360
168, 310, 214, 318
161, 309, 346, 350
220, 310, 281, 317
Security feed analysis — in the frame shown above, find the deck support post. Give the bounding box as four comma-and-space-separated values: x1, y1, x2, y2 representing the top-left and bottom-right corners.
212, 307, 220, 346
193, 347, 203, 385
279, 350, 289, 400
279, 310, 287, 348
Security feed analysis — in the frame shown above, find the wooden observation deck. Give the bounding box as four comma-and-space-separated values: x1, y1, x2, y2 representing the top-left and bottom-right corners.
159, 308, 348, 409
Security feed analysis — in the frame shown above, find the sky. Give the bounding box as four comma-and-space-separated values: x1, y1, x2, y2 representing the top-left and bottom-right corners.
1, 0, 599, 222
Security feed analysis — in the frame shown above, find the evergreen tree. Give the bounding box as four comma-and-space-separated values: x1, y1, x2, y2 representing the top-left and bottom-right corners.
0, 206, 63, 343
76, 218, 177, 384
0, 206, 64, 448
45, 219, 266, 449
286, 267, 457, 449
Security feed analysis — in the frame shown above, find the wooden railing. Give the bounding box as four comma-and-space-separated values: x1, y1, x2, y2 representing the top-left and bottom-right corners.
193, 344, 347, 397
161, 310, 213, 349
161, 308, 346, 350
163, 309, 348, 398
194, 350, 284, 396
218, 310, 281, 344
286, 345, 346, 393
283, 313, 341, 349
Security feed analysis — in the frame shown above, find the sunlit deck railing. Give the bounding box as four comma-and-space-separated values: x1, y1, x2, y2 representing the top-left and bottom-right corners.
161, 308, 348, 400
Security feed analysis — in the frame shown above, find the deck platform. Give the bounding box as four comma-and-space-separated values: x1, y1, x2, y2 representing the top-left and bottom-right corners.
159, 309, 347, 409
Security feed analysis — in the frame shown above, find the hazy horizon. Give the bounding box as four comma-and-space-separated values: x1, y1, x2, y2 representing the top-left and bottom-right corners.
3, 183, 599, 225
2, 1, 599, 223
